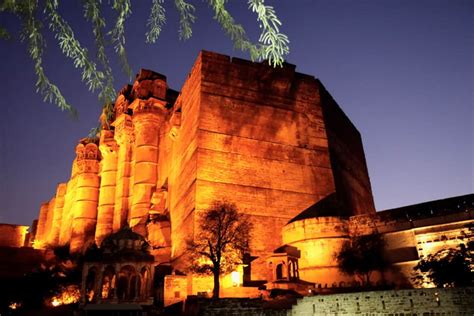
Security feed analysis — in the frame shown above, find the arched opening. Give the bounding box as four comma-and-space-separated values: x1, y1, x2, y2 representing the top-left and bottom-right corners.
276, 263, 283, 280
85, 266, 98, 303
130, 275, 140, 300
116, 265, 136, 301
101, 265, 116, 300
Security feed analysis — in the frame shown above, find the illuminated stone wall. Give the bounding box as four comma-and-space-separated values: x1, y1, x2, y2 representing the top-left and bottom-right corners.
33, 202, 49, 249
290, 287, 474, 315
31, 51, 474, 300
282, 217, 353, 287
282, 196, 473, 288
0, 224, 29, 247
194, 53, 336, 261
319, 83, 376, 216
30, 51, 403, 295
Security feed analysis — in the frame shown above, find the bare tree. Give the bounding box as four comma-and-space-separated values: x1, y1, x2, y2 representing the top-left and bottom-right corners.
187, 201, 252, 298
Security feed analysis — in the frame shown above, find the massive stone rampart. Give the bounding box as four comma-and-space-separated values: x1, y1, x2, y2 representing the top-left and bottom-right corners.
31, 52, 376, 293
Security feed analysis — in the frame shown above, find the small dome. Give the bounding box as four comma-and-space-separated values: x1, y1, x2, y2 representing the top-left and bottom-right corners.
87, 226, 154, 263
101, 226, 147, 245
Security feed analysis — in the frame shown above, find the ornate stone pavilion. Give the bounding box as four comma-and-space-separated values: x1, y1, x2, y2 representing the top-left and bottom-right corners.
81, 227, 154, 305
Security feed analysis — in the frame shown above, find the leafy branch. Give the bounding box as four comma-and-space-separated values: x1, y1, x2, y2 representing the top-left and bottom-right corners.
207, 0, 289, 67
17, 0, 76, 115
0, 26, 10, 39
110, 0, 132, 78
83, 0, 116, 124
174, 0, 195, 40
206, 0, 260, 61
45, 0, 104, 92
146, 0, 166, 44
248, 0, 290, 67
0, 0, 290, 125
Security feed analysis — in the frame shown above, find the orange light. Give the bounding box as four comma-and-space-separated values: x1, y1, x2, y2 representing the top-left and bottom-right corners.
231, 271, 241, 287
48, 285, 80, 307
9, 302, 21, 310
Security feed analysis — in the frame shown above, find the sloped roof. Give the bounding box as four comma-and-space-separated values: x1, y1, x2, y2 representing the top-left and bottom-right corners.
288, 193, 348, 224
377, 194, 474, 221
101, 226, 146, 244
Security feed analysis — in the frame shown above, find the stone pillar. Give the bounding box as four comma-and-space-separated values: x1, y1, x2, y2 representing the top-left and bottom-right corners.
70, 142, 101, 253
113, 114, 134, 232
48, 183, 67, 246
33, 201, 49, 249
95, 130, 118, 245
129, 99, 167, 236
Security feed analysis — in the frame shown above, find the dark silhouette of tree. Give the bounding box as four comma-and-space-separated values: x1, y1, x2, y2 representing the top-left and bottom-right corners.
412, 242, 473, 288
187, 201, 252, 299
336, 232, 388, 287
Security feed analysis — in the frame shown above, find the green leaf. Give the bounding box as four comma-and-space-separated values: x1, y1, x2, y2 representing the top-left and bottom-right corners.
0, 26, 10, 40
146, 0, 166, 44
109, 0, 133, 78
175, 0, 195, 40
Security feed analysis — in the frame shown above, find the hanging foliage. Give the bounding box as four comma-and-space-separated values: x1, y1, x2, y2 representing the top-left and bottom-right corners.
0, 0, 289, 124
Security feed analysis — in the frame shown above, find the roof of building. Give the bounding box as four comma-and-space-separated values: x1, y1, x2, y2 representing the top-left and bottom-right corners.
377, 194, 474, 221
84, 227, 154, 263
101, 226, 147, 244
288, 193, 348, 224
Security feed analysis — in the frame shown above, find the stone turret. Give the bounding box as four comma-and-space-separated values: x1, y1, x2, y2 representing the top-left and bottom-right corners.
70, 139, 101, 253
95, 130, 118, 245
112, 97, 134, 233
129, 97, 168, 235
49, 183, 67, 246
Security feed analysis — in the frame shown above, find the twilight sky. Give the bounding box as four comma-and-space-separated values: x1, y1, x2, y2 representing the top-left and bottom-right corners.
0, 0, 472, 225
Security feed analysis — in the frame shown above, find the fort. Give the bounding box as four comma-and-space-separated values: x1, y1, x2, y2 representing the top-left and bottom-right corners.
7, 51, 471, 303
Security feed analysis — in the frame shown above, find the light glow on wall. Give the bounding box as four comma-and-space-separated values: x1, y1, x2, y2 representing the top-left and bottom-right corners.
231, 271, 241, 287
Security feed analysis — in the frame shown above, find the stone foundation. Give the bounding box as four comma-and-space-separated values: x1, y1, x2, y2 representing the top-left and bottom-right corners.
289, 287, 474, 315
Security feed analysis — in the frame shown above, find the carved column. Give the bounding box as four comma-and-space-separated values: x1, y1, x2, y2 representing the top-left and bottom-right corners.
70, 142, 101, 253
49, 183, 67, 246
129, 99, 167, 236
95, 130, 118, 244
113, 114, 134, 232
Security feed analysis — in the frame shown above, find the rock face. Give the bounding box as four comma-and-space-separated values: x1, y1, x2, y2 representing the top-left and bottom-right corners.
32, 51, 376, 291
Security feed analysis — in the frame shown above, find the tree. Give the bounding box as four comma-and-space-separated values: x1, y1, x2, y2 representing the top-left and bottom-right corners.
336, 232, 389, 287
412, 242, 473, 288
0, 0, 289, 123
186, 201, 252, 298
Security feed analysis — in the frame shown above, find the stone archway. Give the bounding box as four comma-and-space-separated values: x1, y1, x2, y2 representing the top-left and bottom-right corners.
101, 265, 116, 300
117, 265, 137, 301
276, 263, 284, 280
85, 266, 98, 303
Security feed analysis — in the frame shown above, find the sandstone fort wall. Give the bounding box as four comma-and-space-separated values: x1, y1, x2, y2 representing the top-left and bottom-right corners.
0, 223, 29, 247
